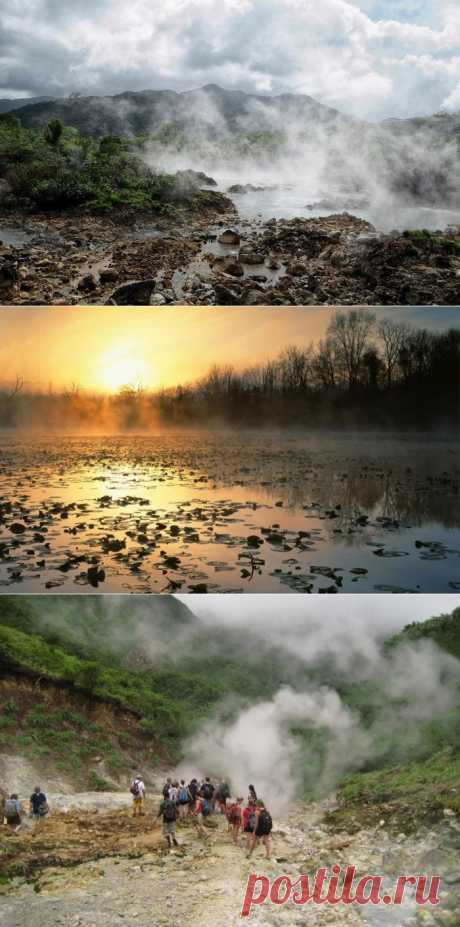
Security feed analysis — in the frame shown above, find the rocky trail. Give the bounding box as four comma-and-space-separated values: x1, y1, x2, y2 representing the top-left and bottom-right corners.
1, 791, 459, 927
1, 206, 459, 306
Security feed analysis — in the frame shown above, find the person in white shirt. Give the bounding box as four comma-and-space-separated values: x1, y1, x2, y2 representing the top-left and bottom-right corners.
130, 775, 146, 816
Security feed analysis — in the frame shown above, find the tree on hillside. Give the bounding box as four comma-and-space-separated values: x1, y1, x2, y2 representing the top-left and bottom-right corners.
44, 118, 64, 148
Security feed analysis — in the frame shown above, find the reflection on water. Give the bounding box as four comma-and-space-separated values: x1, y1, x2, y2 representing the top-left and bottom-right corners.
0, 432, 458, 594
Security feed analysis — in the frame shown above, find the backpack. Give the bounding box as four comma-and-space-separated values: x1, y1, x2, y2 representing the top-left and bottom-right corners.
4, 799, 18, 819
201, 782, 213, 800
220, 782, 230, 799
162, 784, 170, 799
130, 780, 141, 796
257, 809, 273, 835
179, 787, 188, 803
163, 799, 177, 823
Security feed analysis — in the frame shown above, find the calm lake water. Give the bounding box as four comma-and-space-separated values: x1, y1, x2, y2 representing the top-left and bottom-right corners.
0, 431, 458, 594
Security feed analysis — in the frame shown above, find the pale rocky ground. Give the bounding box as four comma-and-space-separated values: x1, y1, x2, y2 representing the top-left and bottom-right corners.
2, 788, 459, 927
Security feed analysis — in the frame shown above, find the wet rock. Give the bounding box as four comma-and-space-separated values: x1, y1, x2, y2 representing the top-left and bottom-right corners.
287, 260, 308, 276
227, 183, 273, 194
242, 287, 267, 305
99, 268, 119, 284
174, 169, 217, 188
239, 248, 266, 265
0, 257, 18, 289
78, 273, 98, 293
110, 279, 156, 305
217, 229, 240, 246
223, 259, 244, 277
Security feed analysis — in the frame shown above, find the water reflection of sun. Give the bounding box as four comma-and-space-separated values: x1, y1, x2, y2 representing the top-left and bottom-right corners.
96, 344, 151, 392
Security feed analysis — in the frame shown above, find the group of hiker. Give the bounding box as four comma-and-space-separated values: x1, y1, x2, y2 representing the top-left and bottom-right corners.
2, 787, 49, 832
131, 774, 273, 857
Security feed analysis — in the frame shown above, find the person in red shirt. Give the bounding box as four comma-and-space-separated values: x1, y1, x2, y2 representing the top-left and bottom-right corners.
241, 799, 256, 850
194, 796, 210, 838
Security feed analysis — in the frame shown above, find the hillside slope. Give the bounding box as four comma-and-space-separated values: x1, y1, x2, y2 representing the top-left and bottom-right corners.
8, 84, 353, 138
329, 606, 460, 833
1, 598, 459, 824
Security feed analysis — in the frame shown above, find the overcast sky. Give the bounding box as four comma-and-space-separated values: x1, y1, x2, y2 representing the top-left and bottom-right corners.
1, 1, 459, 119
180, 593, 460, 636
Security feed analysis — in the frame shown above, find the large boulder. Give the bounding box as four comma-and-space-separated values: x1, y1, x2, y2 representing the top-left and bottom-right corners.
218, 229, 241, 246
110, 278, 156, 305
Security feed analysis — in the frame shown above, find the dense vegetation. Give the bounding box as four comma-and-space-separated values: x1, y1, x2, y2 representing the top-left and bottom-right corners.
0, 114, 225, 212
1, 313, 458, 430
386, 607, 460, 660
0, 596, 459, 817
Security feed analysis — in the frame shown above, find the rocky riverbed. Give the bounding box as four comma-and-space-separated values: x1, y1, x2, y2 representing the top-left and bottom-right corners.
1, 207, 459, 306
1, 792, 459, 927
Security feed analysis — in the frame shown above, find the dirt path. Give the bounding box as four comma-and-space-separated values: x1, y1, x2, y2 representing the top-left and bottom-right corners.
2, 791, 458, 927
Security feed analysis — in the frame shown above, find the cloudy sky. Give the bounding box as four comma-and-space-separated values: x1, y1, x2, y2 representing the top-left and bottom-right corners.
1, 0, 459, 119
0, 307, 457, 392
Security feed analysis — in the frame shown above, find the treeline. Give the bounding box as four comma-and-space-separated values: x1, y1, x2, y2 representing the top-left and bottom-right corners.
0, 114, 223, 212
1, 313, 459, 430
155, 313, 460, 427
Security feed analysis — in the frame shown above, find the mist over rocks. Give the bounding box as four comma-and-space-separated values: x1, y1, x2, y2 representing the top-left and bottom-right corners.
5, 85, 460, 212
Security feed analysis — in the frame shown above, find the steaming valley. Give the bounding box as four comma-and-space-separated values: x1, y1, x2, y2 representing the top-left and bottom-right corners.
1, 85, 460, 305
0, 595, 459, 926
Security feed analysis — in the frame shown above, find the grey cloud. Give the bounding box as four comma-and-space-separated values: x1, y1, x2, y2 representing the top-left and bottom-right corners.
0, 1, 458, 118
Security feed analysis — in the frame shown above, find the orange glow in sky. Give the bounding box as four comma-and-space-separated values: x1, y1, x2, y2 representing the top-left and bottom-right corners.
0, 306, 451, 393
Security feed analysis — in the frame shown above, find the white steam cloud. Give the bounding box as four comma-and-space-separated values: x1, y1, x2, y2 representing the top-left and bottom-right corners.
177, 603, 460, 815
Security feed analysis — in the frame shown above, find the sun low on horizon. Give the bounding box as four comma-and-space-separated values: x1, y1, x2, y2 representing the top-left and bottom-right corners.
0, 307, 452, 395
95, 342, 153, 393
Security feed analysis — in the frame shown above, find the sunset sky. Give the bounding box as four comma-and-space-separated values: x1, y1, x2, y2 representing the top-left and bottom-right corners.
0, 307, 458, 393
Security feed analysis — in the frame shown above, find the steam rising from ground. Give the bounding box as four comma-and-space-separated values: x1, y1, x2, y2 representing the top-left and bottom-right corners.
177, 597, 460, 813
181, 685, 369, 814
140, 89, 460, 228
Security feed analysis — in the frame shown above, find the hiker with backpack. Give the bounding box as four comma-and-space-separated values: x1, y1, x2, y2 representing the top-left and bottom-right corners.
169, 780, 179, 804
194, 794, 211, 838
4, 794, 23, 832
246, 801, 273, 859
199, 777, 215, 809
29, 786, 49, 824
130, 775, 145, 817
226, 797, 244, 844
188, 778, 198, 804
215, 780, 230, 814
157, 794, 179, 848
177, 780, 191, 819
